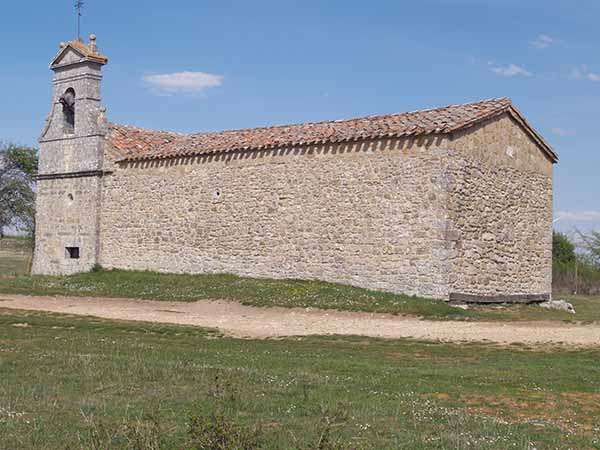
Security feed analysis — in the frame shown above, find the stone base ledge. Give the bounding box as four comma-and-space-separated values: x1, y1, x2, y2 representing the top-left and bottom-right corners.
449, 292, 550, 304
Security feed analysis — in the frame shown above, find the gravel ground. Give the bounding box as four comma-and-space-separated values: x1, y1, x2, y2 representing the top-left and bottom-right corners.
1, 294, 599, 346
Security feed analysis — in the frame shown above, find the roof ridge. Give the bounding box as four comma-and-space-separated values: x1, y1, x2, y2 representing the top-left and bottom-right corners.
109, 96, 557, 164
109, 122, 186, 137
110, 97, 512, 138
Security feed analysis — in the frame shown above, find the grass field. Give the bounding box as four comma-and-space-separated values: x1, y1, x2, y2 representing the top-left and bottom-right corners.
0, 238, 599, 322
0, 309, 599, 449
0, 238, 31, 277
1, 239, 599, 448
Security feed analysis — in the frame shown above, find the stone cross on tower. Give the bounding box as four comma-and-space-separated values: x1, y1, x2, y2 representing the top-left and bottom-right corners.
32, 35, 109, 275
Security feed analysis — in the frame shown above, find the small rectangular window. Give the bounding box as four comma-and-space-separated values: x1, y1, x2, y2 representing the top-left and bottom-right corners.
66, 247, 80, 259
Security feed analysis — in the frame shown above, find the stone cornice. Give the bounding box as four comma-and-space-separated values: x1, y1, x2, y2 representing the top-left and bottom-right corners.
36, 170, 112, 181
39, 133, 106, 144
53, 73, 103, 84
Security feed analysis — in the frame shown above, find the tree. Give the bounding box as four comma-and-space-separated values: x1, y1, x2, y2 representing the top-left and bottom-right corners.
0, 143, 38, 237
578, 230, 600, 268
553, 231, 576, 265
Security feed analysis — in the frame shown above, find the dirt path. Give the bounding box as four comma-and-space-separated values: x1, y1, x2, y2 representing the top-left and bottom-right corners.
1, 294, 600, 346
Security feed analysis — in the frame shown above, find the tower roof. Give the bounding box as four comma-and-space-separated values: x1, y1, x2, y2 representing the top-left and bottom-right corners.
50, 36, 108, 68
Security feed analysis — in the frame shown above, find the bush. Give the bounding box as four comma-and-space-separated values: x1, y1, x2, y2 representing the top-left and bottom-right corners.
553, 257, 600, 296
310, 404, 352, 450
552, 230, 600, 295
553, 231, 576, 265
187, 411, 264, 450
0, 144, 38, 237
82, 415, 162, 450
578, 230, 600, 268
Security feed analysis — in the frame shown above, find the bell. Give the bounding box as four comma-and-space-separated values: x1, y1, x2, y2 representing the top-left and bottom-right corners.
59, 90, 75, 109
59, 89, 76, 116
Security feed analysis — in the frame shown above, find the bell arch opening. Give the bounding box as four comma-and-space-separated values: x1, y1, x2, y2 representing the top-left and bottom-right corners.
59, 88, 76, 134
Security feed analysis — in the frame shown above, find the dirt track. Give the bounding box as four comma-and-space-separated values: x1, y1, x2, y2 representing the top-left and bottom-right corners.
1, 294, 599, 346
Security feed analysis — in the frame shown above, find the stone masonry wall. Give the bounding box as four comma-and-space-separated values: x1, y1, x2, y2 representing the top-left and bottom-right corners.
446, 113, 554, 298
38, 61, 105, 175
32, 176, 102, 275
96, 113, 553, 300
99, 137, 454, 298
32, 53, 107, 275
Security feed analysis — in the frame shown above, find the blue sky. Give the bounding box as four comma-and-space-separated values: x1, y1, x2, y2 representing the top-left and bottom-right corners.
0, 0, 598, 232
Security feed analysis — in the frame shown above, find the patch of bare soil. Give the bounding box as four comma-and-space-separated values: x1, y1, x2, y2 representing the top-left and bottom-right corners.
459, 392, 600, 433
1, 294, 600, 346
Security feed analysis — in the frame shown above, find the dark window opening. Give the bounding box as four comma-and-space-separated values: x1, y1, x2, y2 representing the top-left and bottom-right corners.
66, 247, 80, 259
59, 88, 76, 134
64, 107, 75, 133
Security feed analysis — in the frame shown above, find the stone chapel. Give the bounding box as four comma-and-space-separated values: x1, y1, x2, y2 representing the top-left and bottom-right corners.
33, 36, 558, 302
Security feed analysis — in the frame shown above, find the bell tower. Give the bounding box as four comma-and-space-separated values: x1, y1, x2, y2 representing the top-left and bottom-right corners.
32, 36, 109, 275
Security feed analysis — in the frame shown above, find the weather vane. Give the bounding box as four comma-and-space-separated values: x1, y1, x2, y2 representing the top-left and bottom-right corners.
75, 1, 84, 41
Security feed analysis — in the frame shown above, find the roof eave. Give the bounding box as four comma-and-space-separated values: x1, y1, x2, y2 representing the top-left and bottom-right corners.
108, 98, 558, 165
113, 131, 449, 163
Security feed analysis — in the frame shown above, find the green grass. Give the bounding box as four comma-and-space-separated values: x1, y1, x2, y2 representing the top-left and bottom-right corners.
466, 295, 600, 322
0, 238, 598, 322
1, 268, 599, 322
0, 310, 598, 449
0, 268, 472, 319
0, 254, 29, 277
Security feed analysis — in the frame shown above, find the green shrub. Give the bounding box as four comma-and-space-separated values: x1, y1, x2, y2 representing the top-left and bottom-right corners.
553, 231, 576, 265
578, 230, 600, 267
310, 405, 352, 450
187, 411, 264, 450
122, 417, 162, 450
82, 415, 162, 450
553, 257, 600, 295
552, 230, 600, 295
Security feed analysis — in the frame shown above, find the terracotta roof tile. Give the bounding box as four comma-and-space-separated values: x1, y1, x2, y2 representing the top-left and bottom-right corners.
53, 39, 108, 65
109, 98, 557, 162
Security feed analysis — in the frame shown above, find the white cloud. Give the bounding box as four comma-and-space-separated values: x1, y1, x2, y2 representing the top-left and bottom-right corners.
551, 127, 576, 137
589, 73, 600, 82
143, 71, 224, 96
570, 65, 600, 82
531, 34, 555, 49
490, 63, 532, 78
556, 210, 600, 222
